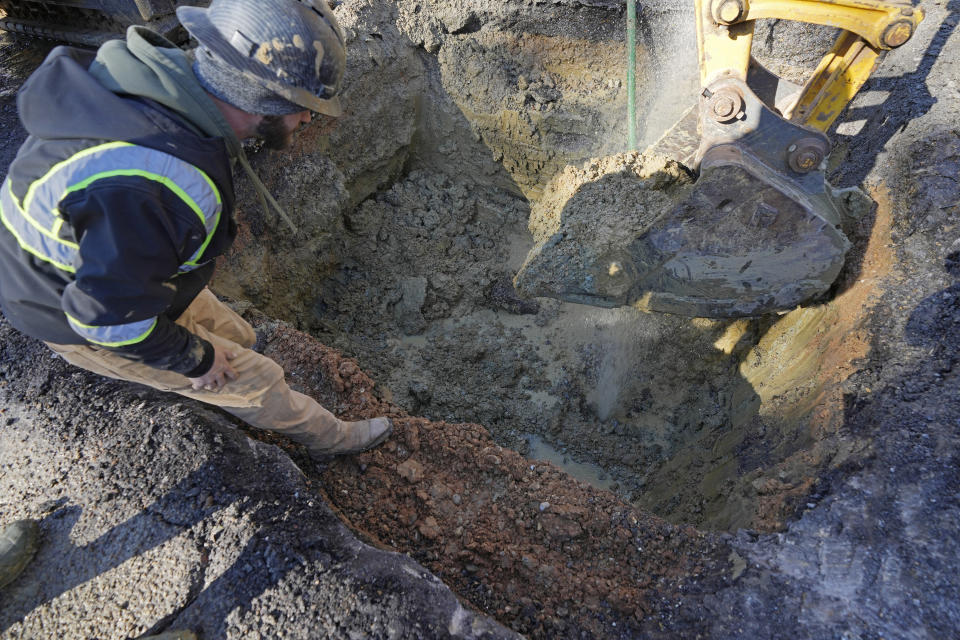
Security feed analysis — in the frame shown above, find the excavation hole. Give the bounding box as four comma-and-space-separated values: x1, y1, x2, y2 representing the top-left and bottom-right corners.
217, 5, 875, 537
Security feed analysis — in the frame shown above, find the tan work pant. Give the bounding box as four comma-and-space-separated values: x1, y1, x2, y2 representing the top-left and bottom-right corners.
46, 288, 342, 456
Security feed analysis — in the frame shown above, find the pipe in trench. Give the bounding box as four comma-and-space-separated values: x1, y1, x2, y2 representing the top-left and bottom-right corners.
627, 0, 637, 150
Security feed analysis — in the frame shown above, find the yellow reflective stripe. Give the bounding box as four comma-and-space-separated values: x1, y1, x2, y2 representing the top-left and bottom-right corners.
0, 190, 76, 273
183, 171, 223, 267
63, 169, 208, 227
22, 141, 133, 215
12, 140, 223, 274
4, 182, 79, 250
65, 313, 158, 347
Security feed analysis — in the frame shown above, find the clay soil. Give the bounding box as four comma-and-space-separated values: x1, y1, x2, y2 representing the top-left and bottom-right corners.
255, 321, 734, 638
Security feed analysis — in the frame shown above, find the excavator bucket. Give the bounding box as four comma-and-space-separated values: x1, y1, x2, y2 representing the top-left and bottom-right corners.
514, 71, 854, 318
513, 74, 855, 318
513, 149, 852, 318
515, 0, 921, 318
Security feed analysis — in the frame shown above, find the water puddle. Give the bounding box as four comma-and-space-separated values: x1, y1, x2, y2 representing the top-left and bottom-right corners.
523, 433, 617, 492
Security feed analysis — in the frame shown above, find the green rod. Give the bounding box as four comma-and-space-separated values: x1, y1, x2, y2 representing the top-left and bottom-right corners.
626, 0, 637, 150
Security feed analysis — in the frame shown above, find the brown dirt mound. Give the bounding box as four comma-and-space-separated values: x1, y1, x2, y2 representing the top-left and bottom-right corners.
255, 322, 733, 638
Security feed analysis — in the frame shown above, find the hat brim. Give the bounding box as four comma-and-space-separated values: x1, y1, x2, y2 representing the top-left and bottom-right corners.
177, 5, 343, 117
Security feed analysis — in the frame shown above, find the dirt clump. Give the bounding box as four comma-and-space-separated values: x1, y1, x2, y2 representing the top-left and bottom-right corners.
524, 152, 691, 244
515, 151, 693, 307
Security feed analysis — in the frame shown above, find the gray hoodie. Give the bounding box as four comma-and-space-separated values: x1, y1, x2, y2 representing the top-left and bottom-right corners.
92, 27, 295, 231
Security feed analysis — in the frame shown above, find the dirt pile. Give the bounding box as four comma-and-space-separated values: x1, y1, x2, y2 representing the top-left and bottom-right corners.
258, 321, 734, 638
514, 151, 693, 307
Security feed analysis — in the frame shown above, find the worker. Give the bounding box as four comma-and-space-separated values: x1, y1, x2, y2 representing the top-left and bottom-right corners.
0, 0, 393, 610
0, 0, 392, 479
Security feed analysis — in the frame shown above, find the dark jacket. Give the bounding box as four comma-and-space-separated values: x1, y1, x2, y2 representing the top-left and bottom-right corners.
0, 29, 240, 376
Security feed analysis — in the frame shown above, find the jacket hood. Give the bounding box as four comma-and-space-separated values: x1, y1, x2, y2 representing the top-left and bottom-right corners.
90, 26, 243, 156
16, 45, 142, 142
15, 27, 298, 233
17, 27, 241, 156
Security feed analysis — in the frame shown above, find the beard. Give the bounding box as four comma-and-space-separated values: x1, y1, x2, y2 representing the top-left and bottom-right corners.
256, 115, 294, 150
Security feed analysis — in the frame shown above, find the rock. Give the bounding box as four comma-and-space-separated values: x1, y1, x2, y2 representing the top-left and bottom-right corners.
539, 514, 583, 541
418, 517, 441, 540
408, 381, 432, 410
396, 459, 425, 483
488, 277, 539, 315
394, 277, 428, 336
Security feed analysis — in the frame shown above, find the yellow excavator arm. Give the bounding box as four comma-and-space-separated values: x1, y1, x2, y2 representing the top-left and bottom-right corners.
698, 0, 923, 132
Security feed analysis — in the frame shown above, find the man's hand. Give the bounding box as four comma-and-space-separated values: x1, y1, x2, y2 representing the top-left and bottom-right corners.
188, 344, 237, 392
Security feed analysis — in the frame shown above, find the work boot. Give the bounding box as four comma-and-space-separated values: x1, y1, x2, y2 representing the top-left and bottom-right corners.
0, 519, 40, 589
141, 632, 196, 640
308, 417, 393, 458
